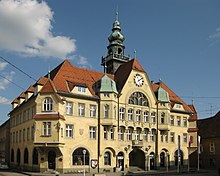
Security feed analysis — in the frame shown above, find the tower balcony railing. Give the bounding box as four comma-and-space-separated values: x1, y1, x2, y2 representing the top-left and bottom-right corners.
101, 53, 130, 65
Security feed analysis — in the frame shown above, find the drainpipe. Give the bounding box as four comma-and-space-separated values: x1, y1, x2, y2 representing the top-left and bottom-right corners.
155, 101, 159, 170
98, 98, 101, 173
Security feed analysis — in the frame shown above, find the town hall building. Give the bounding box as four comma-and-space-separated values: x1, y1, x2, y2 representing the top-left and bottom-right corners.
8, 12, 198, 174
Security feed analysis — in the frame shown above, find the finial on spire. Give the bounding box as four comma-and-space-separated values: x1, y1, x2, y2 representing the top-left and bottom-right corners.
134, 49, 136, 58
104, 58, 107, 75
116, 6, 119, 21
48, 65, 51, 79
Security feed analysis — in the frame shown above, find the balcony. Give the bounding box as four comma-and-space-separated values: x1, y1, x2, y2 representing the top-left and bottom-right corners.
101, 53, 130, 65
132, 140, 143, 148
100, 118, 117, 126
158, 123, 170, 131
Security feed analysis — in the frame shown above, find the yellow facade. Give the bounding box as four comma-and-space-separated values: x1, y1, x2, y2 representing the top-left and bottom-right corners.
8, 12, 198, 174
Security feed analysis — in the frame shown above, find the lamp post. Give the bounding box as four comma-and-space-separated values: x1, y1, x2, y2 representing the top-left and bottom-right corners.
83, 149, 86, 176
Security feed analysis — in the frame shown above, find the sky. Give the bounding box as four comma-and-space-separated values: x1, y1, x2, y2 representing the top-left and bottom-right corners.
0, 0, 220, 125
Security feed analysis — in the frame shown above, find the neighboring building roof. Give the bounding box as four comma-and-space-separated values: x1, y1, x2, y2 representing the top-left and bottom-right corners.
115, 58, 145, 92
40, 79, 57, 93
151, 81, 192, 113
198, 111, 220, 138
188, 104, 198, 121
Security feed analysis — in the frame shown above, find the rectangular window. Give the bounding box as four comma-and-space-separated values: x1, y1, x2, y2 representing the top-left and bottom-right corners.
170, 132, 175, 143
104, 93, 110, 97
78, 86, 86, 92
23, 129, 26, 141
127, 129, 132, 140
144, 111, 149, 123
177, 116, 181, 126
150, 130, 155, 142
183, 118, 187, 127
143, 129, 148, 141
19, 130, 22, 142
66, 124, 73, 137
118, 128, 124, 141
183, 133, 187, 143
210, 143, 215, 153
31, 126, 35, 140
104, 126, 108, 140
119, 107, 125, 120
151, 112, 156, 123
32, 106, 36, 119
128, 109, 133, 121
16, 131, 18, 143
161, 113, 165, 124
136, 110, 141, 122
43, 122, 51, 136
66, 102, 73, 115
135, 129, 141, 140
165, 132, 168, 142
78, 103, 85, 116
90, 126, 96, 139
170, 116, 174, 126
104, 105, 109, 118
90, 105, 96, 117
110, 128, 114, 140
27, 127, 30, 141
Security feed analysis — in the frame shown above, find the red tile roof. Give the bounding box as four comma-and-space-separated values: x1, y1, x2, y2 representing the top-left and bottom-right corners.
40, 79, 57, 93
152, 81, 192, 113
49, 60, 114, 96
25, 85, 34, 93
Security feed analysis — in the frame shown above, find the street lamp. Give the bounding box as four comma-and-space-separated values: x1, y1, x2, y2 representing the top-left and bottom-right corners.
83, 149, 86, 176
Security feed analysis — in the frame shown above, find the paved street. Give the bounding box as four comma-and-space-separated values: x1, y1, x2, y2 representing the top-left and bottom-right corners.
0, 169, 218, 176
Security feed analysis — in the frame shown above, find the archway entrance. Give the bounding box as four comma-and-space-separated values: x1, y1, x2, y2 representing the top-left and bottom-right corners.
160, 152, 165, 167
48, 151, 56, 170
174, 150, 183, 166
129, 149, 145, 170
149, 152, 155, 170
117, 152, 124, 171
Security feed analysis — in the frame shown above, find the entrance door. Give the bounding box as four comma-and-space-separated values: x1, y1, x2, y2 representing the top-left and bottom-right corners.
160, 152, 165, 167
117, 152, 124, 171
149, 152, 155, 170
129, 149, 145, 170
48, 151, 56, 169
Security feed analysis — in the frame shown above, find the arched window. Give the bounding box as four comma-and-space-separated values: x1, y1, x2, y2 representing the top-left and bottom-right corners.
128, 92, 149, 107
72, 148, 89, 165
43, 97, 53, 111
32, 148, 38, 165
104, 151, 111, 165
17, 148, 21, 165
11, 149, 14, 162
24, 148, 29, 164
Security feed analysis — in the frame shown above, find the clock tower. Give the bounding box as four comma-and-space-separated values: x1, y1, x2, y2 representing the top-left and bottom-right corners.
101, 10, 130, 74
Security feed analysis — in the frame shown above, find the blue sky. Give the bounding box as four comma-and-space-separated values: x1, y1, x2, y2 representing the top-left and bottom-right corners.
0, 0, 220, 125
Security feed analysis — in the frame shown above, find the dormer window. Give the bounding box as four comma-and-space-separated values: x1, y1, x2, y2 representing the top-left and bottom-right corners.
42, 97, 53, 112
34, 86, 38, 96
25, 94, 28, 102
78, 86, 86, 93
176, 104, 182, 109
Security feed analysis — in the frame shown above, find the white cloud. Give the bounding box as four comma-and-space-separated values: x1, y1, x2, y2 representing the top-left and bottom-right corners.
0, 0, 76, 59
0, 62, 7, 71
0, 96, 10, 104
76, 55, 92, 69
209, 27, 220, 39
0, 71, 15, 90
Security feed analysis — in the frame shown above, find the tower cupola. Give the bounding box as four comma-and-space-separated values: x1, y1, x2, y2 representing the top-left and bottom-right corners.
101, 9, 129, 74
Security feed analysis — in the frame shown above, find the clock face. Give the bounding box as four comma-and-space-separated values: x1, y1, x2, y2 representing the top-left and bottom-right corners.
134, 74, 144, 87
